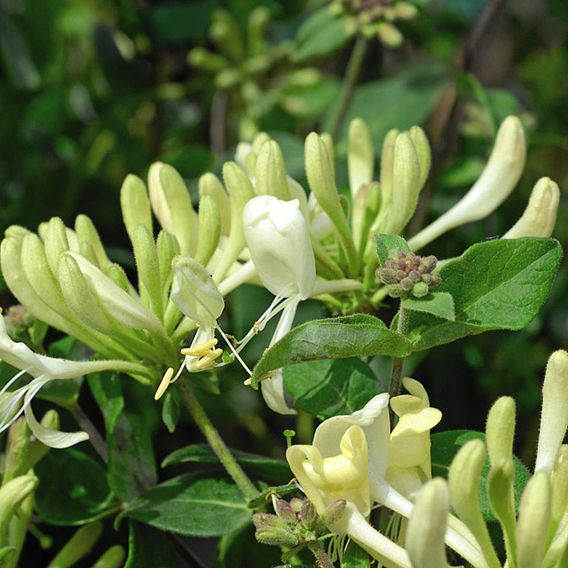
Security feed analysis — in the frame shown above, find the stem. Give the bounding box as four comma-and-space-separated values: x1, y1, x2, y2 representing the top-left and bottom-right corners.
308, 543, 335, 568
331, 35, 368, 140
70, 405, 108, 463
389, 305, 410, 399
176, 379, 258, 500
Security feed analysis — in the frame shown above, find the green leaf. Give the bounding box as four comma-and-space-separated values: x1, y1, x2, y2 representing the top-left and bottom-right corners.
125, 522, 187, 568
284, 358, 382, 420
122, 474, 251, 537
88, 372, 124, 435
292, 8, 352, 62
108, 413, 157, 503
161, 390, 181, 434
408, 238, 562, 351
35, 449, 115, 525
375, 234, 411, 266
148, 1, 216, 44
431, 430, 531, 522
247, 483, 302, 511
402, 292, 455, 321
162, 445, 291, 485
251, 314, 412, 386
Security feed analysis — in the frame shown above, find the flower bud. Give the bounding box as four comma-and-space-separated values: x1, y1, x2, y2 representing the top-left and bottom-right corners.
348, 118, 374, 199
248, 6, 270, 55
215, 68, 241, 90
535, 350, 568, 474
0, 474, 38, 542
210, 10, 244, 61
395, 2, 419, 19
255, 140, 291, 200
212, 161, 255, 281
46, 522, 103, 568
503, 177, 560, 239
517, 472, 552, 568
409, 116, 526, 251
195, 195, 221, 266
187, 47, 227, 72
43, 217, 70, 274
486, 396, 516, 466
551, 446, 568, 532
243, 195, 316, 299
156, 230, 177, 294
376, 22, 403, 48
148, 162, 197, 256
487, 457, 516, 563
198, 173, 231, 235
299, 499, 318, 528
405, 478, 450, 568
409, 126, 431, 188
131, 225, 163, 318
75, 215, 111, 270
91, 545, 126, 568
448, 439, 500, 567
252, 513, 298, 547
67, 253, 162, 331
120, 174, 153, 242
171, 256, 224, 327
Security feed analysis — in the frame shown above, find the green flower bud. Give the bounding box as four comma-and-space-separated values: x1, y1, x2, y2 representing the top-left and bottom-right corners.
348, 118, 374, 199
409, 126, 431, 188
46, 523, 103, 568
187, 47, 228, 72
43, 217, 70, 275
255, 140, 291, 200
198, 173, 231, 235
448, 439, 500, 568
2, 418, 30, 484
0, 475, 38, 543
487, 458, 517, 565
105, 263, 131, 293
535, 350, 568, 474
299, 500, 318, 528
148, 162, 197, 256
405, 478, 450, 568
485, 396, 516, 466
503, 177, 560, 239
551, 446, 568, 534
214, 68, 241, 90
156, 230, 178, 295
248, 6, 270, 55
286, 68, 320, 87
210, 10, 244, 62
412, 282, 429, 298
120, 174, 153, 243
75, 215, 111, 270
131, 225, 163, 319
395, 2, 419, 20
252, 512, 298, 547
91, 545, 126, 568
376, 22, 403, 48
517, 472, 552, 568
195, 195, 221, 266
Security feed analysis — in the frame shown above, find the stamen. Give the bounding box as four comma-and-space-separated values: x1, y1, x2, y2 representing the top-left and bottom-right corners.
181, 338, 219, 357
0, 369, 28, 395
194, 348, 223, 370
154, 367, 175, 401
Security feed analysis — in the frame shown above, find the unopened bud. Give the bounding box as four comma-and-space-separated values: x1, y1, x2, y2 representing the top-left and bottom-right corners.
551, 446, 568, 532
299, 499, 318, 527
187, 47, 227, 72
120, 174, 153, 242
198, 173, 231, 235
486, 396, 516, 466
46, 522, 103, 568
255, 140, 291, 200
252, 513, 298, 547
376, 22, 403, 48
195, 195, 221, 266
503, 177, 560, 239
517, 472, 552, 568
43, 217, 70, 274
91, 545, 126, 568
75, 215, 111, 270
0, 475, 38, 542
348, 118, 374, 199
395, 2, 418, 20
535, 350, 568, 474
409, 126, 431, 188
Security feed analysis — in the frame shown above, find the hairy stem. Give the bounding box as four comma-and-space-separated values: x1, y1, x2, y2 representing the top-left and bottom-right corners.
177, 379, 258, 500
389, 305, 410, 399
330, 35, 368, 140
70, 405, 108, 463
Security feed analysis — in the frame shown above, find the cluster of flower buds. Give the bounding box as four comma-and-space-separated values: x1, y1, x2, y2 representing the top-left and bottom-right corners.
253, 496, 345, 561
331, 0, 419, 47
376, 252, 441, 298
189, 8, 322, 138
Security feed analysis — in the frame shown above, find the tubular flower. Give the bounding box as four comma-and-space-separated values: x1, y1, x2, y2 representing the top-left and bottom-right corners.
387, 377, 442, 497
243, 195, 361, 414
286, 394, 485, 567
0, 313, 148, 448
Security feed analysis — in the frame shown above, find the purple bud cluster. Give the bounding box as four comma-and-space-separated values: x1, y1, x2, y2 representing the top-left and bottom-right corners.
253, 497, 345, 554
376, 252, 441, 298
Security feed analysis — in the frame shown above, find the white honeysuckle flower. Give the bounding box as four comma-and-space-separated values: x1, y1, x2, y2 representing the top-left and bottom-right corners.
409, 116, 526, 251
0, 314, 147, 448
287, 394, 487, 568
243, 195, 362, 414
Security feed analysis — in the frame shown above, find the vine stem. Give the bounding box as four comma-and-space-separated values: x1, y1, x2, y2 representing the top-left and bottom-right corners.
177, 379, 258, 500
330, 34, 368, 140
389, 305, 410, 399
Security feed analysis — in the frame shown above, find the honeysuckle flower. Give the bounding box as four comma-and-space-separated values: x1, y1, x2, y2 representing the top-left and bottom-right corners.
409, 116, 526, 251
287, 394, 485, 567
243, 195, 362, 414
387, 377, 442, 497
0, 314, 148, 448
